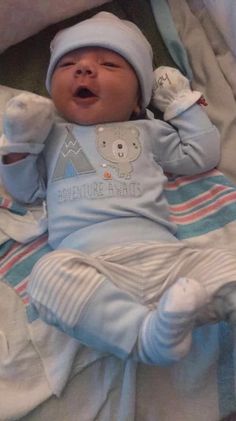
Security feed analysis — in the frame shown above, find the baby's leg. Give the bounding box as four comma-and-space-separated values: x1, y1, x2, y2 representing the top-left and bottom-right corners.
27, 249, 148, 360
27, 247, 208, 365
29, 246, 212, 365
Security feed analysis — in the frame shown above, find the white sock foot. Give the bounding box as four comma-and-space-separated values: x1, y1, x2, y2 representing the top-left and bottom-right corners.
138, 278, 208, 365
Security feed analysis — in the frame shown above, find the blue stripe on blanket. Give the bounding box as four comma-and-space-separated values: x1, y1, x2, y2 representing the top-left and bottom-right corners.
150, 0, 193, 79
27, 302, 40, 323
217, 322, 236, 418
4, 243, 51, 287
175, 207, 236, 239
0, 239, 14, 256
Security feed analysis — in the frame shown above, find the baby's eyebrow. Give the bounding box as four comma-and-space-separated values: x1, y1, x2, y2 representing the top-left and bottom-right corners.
59, 54, 75, 62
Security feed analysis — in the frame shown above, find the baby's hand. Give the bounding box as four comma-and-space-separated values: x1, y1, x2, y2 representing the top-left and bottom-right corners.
151, 66, 201, 121
0, 92, 55, 155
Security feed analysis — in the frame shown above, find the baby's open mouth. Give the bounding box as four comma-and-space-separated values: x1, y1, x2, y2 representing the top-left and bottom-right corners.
74, 87, 97, 98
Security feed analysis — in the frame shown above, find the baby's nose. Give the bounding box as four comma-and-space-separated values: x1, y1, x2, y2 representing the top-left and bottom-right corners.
75, 62, 97, 77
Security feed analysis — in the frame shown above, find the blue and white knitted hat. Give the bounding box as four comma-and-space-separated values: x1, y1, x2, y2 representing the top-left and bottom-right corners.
46, 12, 154, 110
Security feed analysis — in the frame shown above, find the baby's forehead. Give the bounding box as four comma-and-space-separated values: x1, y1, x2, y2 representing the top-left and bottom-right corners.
60, 46, 124, 61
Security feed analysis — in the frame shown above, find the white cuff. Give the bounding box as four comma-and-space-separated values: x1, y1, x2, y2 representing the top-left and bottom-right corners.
164, 91, 202, 121
0, 134, 44, 155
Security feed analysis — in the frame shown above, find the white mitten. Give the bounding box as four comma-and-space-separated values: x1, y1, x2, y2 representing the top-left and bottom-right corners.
151, 66, 202, 121
0, 92, 55, 155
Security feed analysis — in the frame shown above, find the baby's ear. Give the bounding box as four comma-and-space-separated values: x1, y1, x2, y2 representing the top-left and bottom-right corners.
130, 86, 142, 119
130, 102, 142, 120
134, 103, 141, 115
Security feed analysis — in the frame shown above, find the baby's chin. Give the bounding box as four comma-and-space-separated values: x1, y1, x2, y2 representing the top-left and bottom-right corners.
66, 114, 140, 126
58, 106, 137, 125
60, 106, 138, 126
65, 116, 126, 126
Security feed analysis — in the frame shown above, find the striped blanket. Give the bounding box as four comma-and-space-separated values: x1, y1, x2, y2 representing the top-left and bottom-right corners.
166, 169, 236, 239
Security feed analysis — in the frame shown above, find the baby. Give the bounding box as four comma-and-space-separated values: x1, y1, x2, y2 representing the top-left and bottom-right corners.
0, 12, 235, 366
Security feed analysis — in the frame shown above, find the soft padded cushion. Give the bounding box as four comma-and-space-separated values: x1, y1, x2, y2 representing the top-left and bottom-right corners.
0, 0, 111, 52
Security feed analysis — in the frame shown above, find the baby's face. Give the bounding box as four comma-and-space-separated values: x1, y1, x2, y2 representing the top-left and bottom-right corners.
51, 47, 141, 125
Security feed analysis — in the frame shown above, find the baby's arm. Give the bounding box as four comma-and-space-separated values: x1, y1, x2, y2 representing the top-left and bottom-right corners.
152, 67, 220, 175
0, 93, 54, 202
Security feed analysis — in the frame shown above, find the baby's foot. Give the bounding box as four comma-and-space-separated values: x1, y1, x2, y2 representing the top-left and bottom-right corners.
160, 277, 208, 313
138, 278, 208, 365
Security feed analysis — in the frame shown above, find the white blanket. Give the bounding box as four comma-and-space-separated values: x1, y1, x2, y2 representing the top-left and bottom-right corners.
201, 0, 236, 59
167, 0, 236, 186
